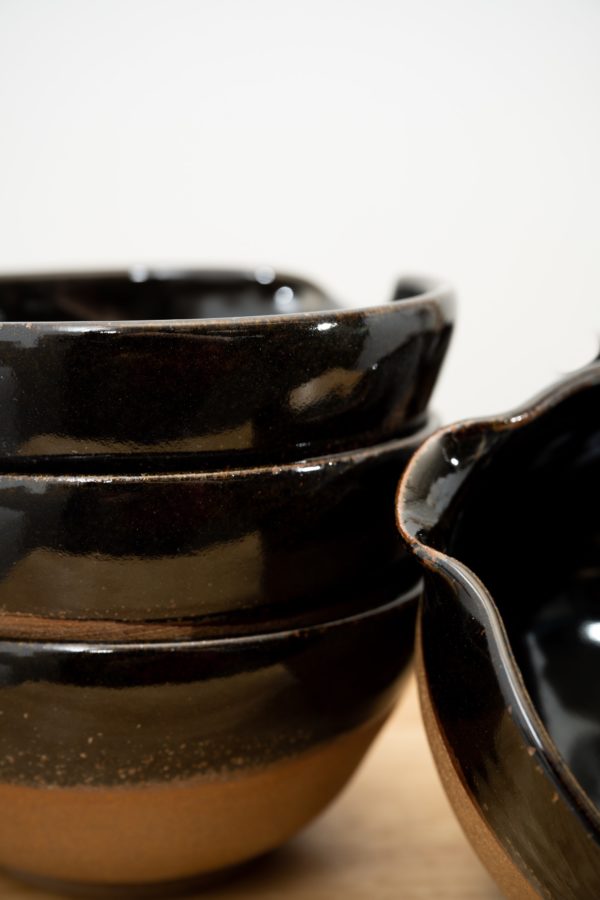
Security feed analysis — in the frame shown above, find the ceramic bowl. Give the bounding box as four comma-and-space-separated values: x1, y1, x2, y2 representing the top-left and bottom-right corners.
396, 357, 600, 900
0, 423, 433, 638
0, 268, 454, 466
0, 588, 417, 894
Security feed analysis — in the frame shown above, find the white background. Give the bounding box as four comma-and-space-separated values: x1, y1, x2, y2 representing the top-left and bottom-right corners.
0, 0, 598, 422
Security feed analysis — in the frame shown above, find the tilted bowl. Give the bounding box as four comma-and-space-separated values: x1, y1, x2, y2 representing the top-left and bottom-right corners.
0, 423, 432, 638
0, 268, 453, 466
397, 357, 600, 899
0, 589, 417, 894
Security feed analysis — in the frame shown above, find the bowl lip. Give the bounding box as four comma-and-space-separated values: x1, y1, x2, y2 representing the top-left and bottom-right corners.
0, 266, 455, 329
396, 353, 600, 831
0, 582, 420, 655
0, 416, 437, 483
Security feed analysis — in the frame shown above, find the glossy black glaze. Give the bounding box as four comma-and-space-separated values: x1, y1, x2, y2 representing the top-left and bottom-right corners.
0, 269, 454, 466
0, 425, 430, 635
0, 590, 417, 893
0, 589, 416, 788
397, 359, 600, 899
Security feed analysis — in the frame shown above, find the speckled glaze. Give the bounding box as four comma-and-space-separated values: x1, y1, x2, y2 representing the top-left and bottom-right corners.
0, 423, 431, 638
0, 269, 453, 466
0, 588, 416, 892
397, 357, 600, 900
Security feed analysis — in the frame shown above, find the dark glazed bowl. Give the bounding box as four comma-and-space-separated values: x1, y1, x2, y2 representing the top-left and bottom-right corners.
0, 423, 432, 638
397, 357, 600, 900
0, 268, 454, 466
0, 589, 416, 894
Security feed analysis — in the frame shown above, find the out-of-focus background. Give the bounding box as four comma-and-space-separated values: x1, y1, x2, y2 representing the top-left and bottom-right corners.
0, 0, 598, 422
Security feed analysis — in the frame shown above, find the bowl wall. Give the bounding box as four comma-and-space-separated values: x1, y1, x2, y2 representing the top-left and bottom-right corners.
0, 590, 416, 890
0, 427, 430, 637
0, 270, 454, 464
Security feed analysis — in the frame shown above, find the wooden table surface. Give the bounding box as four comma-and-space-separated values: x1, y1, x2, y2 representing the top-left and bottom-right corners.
0, 676, 502, 899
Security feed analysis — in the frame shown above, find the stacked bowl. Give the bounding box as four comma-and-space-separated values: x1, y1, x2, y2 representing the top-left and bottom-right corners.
0, 267, 454, 894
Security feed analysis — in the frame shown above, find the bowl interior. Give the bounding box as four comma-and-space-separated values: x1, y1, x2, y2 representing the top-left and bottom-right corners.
0, 269, 338, 322
441, 383, 600, 809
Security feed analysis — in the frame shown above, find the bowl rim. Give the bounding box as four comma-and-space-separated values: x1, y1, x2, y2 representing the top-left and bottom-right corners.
0, 266, 455, 328
0, 416, 437, 483
0, 582, 420, 655
396, 353, 600, 832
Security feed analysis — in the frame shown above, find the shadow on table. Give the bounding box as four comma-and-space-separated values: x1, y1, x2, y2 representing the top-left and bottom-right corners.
187, 841, 335, 899
0, 844, 328, 900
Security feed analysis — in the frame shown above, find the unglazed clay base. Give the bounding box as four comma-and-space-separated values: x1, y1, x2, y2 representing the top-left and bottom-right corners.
0, 714, 386, 892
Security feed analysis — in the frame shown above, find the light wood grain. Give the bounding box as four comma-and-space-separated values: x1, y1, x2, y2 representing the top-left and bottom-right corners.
0, 677, 501, 899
